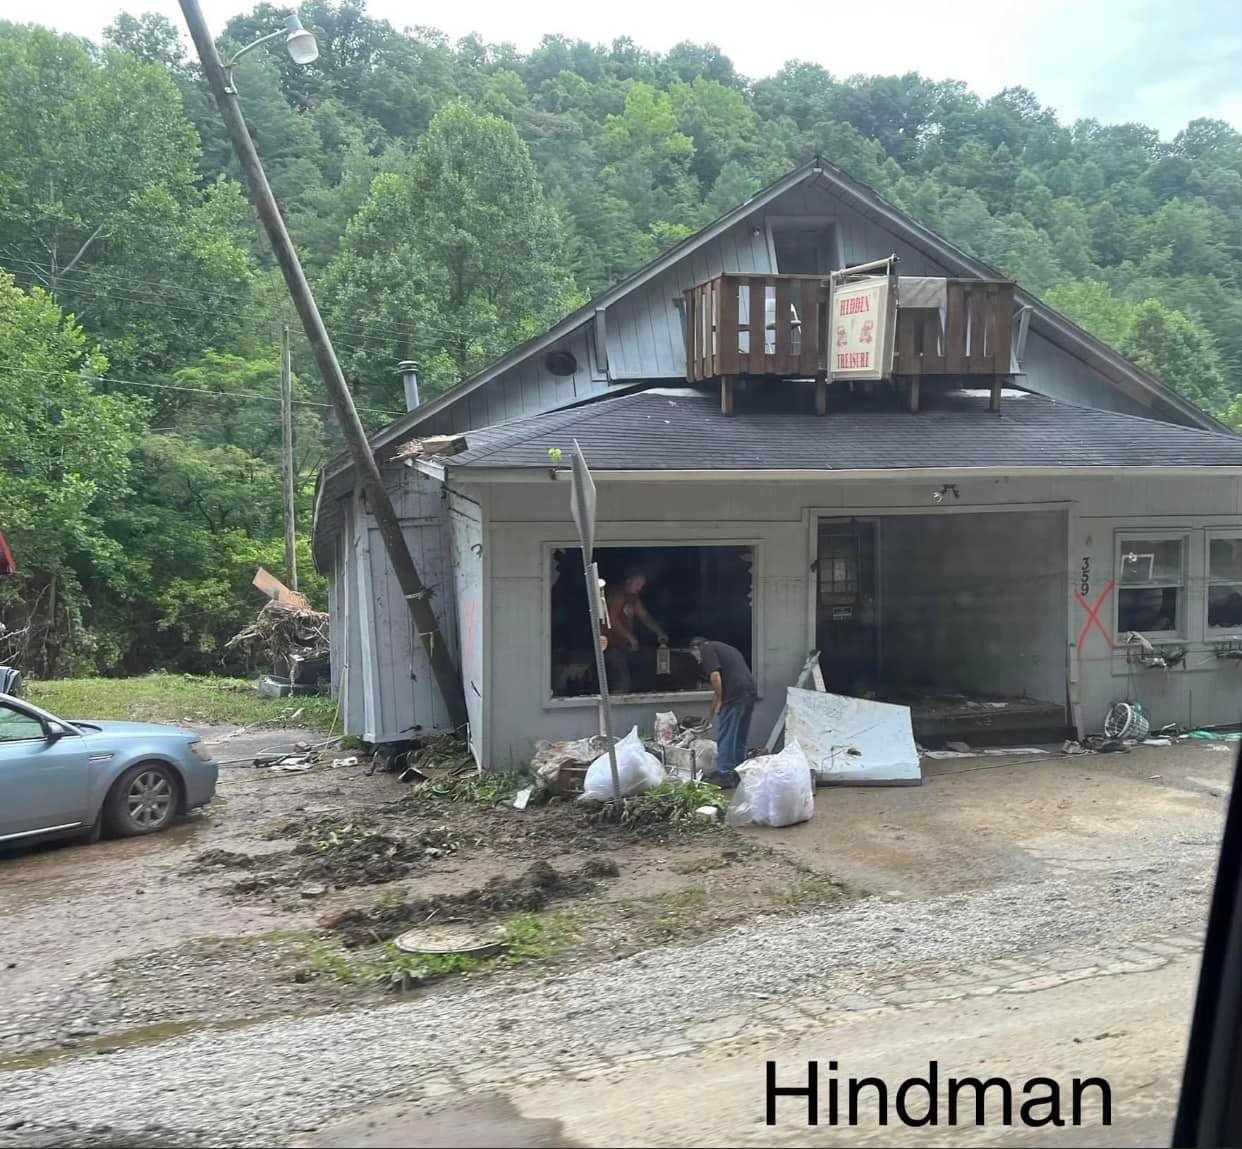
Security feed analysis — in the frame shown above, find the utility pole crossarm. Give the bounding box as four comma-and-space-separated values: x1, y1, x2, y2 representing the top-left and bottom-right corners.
178, 0, 468, 731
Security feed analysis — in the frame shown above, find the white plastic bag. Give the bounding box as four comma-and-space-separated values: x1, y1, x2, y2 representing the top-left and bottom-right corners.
725, 740, 814, 827
653, 711, 678, 744
581, 726, 665, 800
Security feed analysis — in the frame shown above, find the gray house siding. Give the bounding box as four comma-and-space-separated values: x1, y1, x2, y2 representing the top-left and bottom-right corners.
447, 489, 486, 763
331, 470, 459, 744
392, 178, 1154, 437
454, 473, 1242, 770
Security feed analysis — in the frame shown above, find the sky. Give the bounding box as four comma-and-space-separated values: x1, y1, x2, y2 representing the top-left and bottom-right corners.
8, 0, 1242, 138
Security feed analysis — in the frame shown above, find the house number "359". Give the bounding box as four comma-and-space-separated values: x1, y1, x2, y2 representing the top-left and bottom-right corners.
1080, 557, 1091, 596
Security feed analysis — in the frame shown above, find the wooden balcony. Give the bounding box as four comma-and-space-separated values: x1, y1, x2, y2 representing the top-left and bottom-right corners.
684, 274, 1016, 409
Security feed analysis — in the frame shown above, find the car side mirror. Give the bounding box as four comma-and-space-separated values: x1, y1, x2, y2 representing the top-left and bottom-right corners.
44, 720, 70, 741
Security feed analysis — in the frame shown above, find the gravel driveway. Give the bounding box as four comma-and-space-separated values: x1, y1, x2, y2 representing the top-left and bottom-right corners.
0, 743, 1231, 1147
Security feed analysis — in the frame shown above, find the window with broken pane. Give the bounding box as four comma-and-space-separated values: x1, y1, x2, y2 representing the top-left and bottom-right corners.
1208, 535, 1242, 629
548, 545, 754, 699
1117, 536, 1184, 635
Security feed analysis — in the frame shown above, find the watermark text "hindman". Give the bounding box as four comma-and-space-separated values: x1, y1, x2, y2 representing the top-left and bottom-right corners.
767, 1060, 1112, 1128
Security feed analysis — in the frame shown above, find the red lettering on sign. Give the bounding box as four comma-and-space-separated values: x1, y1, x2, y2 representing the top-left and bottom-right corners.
839, 295, 872, 316
836, 351, 871, 369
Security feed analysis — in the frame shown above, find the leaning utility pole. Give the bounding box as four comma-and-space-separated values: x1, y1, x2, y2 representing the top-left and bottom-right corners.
279, 325, 298, 591
178, 0, 467, 729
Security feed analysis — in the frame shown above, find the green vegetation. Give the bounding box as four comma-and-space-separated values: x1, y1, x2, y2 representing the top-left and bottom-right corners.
608, 780, 730, 827
26, 674, 338, 730
307, 911, 571, 990
2, 4, 1241, 675
411, 769, 530, 805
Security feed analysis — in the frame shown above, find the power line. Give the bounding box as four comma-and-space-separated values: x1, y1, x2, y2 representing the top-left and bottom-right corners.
0, 361, 403, 418
0, 254, 482, 346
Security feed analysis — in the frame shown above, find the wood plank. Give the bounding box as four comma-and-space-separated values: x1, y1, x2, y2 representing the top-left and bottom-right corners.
964, 286, 984, 372
990, 375, 1002, 412
683, 289, 696, 381
721, 374, 736, 416
798, 279, 820, 374
717, 276, 739, 377
945, 281, 966, 374
922, 310, 945, 372
749, 275, 767, 372
991, 283, 1013, 373
896, 310, 916, 376
909, 376, 921, 413
815, 371, 828, 416
774, 278, 793, 373
708, 280, 720, 378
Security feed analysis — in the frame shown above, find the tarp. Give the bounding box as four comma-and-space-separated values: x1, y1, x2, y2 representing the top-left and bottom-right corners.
0, 528, 14, 576
785, 687, 922, 785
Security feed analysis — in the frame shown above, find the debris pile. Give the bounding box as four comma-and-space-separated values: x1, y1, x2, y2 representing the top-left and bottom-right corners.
322, 858, 620, 947
194, 818, 476, 894
227, 598, 330, 684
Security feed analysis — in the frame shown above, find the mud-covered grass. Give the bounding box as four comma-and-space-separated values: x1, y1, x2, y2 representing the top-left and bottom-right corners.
26, 673, 338, 730
321, 858, 621, 948
195, 816, 481, 893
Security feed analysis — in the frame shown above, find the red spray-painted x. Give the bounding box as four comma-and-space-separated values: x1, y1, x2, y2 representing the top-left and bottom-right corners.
1075, 580, 1116, 651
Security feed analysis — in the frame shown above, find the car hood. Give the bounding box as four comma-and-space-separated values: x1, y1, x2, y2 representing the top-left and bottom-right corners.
72, 719, 197, 740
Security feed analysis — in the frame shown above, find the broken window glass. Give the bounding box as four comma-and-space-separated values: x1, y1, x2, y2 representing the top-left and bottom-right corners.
1117, 537, 1184, 634
1208, 536, 1242, 629
549, 545, 754, 699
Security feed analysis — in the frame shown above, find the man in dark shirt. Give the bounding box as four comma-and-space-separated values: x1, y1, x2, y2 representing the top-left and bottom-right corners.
690, 636, 756, 786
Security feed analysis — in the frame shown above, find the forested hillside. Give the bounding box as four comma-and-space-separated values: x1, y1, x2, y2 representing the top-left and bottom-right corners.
2, 0, 1240, 675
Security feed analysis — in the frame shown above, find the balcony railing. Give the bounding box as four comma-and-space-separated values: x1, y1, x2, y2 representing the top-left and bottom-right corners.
684, 274, 1015, 384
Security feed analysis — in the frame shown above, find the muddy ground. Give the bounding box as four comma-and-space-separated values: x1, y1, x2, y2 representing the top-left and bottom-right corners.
0, 725, 839, 1068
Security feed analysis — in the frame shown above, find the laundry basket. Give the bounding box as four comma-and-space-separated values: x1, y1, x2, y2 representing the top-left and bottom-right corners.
1104, 701, 1149, 742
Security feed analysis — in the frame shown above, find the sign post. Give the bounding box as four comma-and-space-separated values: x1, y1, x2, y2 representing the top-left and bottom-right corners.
569, 440, 622, 800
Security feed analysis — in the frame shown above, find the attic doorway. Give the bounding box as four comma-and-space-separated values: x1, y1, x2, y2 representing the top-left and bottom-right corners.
771, 222, 836, 275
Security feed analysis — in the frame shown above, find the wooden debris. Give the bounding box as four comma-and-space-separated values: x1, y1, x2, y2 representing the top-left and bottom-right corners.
393, 434, 467, 464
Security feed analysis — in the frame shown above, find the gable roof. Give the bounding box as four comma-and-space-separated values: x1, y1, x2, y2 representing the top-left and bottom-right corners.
436, 387, 1242, 475
347, 154, 1222, 471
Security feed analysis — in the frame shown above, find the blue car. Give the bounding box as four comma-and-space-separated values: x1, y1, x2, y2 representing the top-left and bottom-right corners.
0, 692, 218, 847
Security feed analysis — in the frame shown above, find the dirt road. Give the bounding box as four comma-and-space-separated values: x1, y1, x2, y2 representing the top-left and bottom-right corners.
0, 739, 1232, 1147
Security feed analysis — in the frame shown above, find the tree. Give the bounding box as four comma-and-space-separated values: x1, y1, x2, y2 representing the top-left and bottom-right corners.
1045, 279, 1229, 416
0, 273, 138, 674
324, 101, 582, 403
0, 24, 255, 376
1121, 299, 1229, 415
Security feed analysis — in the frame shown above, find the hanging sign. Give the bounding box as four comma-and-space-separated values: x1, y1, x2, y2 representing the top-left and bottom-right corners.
829, 275, 897, 381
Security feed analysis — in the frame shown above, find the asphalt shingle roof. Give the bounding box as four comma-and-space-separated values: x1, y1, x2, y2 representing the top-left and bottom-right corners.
443, 387, 1242, 473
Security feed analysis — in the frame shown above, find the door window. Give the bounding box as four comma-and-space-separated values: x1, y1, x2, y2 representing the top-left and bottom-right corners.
0, 701, 44, 742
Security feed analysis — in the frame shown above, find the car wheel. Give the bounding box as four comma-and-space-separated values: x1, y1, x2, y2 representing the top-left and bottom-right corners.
105, 763, 179, 837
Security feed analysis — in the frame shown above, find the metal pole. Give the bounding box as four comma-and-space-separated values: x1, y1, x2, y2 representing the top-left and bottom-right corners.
583, 560, 622, 800
280, 324, 298, 591
178, 0, 466, 730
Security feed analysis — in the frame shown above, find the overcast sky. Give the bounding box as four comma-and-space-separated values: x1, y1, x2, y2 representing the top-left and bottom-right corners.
9, 0, 1242, 138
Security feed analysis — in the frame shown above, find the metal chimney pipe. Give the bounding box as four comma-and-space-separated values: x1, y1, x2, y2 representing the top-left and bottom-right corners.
398, 360, 421, 411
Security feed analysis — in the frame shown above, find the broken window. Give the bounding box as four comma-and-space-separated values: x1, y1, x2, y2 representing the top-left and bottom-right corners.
1208, 535, 1242, 629
1117, 536, 1185, 635
549, 545, 754, 699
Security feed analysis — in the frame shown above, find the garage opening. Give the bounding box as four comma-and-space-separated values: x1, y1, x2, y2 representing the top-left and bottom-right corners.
816, 511, 1069, 744
550, 545, 754, 698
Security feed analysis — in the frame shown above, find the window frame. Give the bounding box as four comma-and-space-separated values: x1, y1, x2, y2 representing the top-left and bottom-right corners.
0, 698, 50, 744
1114, 530, 1188, 639
1206, 530, 1242, 634
542, 538, 762, 708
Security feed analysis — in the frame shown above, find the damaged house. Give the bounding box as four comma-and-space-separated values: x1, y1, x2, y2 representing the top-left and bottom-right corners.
312, 157, 1242, 767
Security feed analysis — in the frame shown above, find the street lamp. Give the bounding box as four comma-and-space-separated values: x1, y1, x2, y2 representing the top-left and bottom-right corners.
223, 12, 319, 92
177, 0, 469, 728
